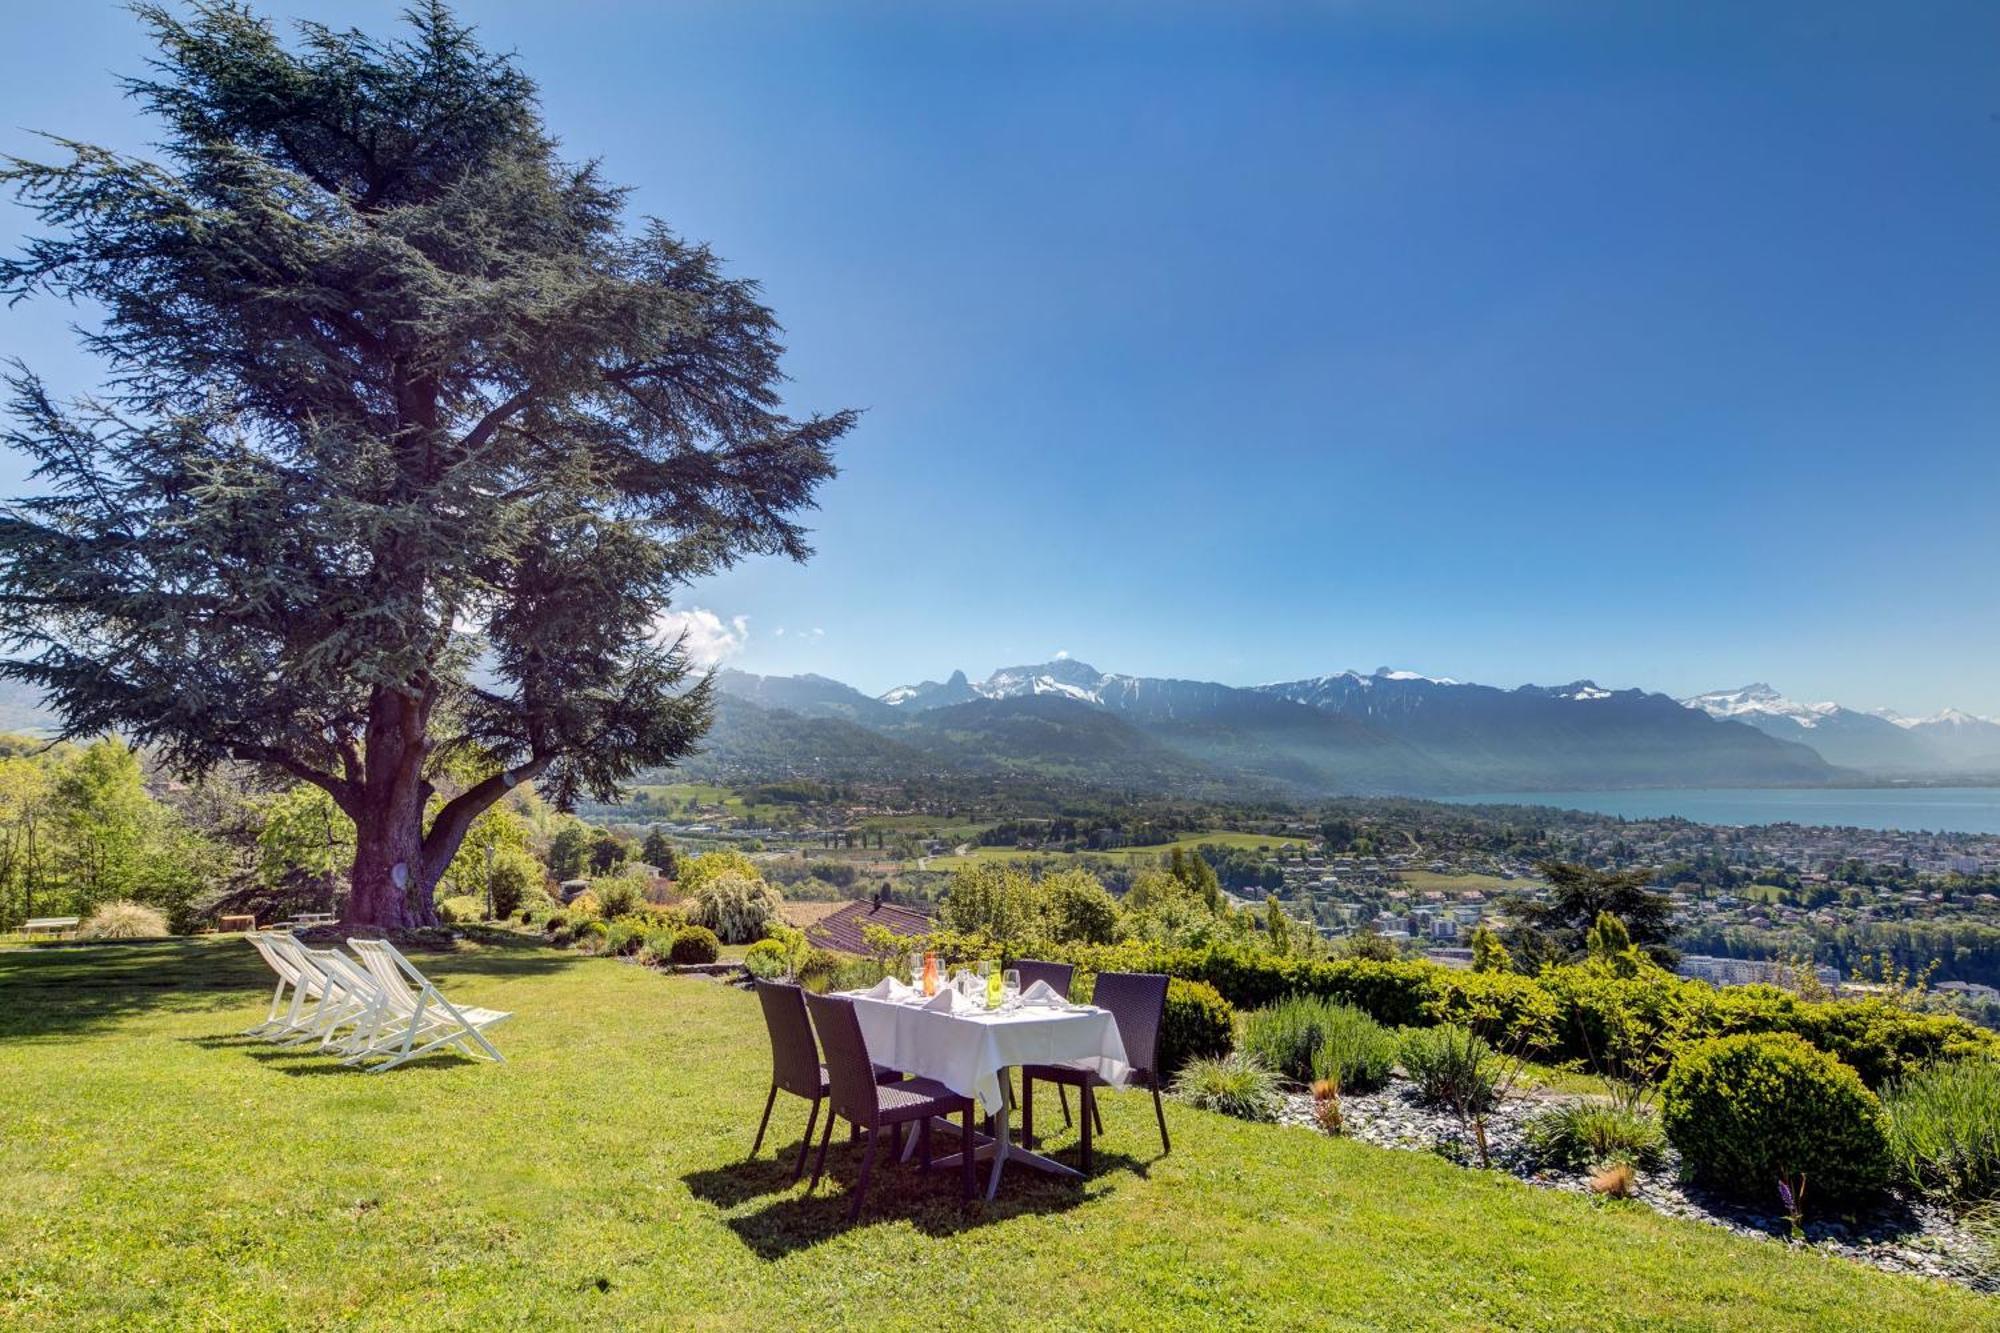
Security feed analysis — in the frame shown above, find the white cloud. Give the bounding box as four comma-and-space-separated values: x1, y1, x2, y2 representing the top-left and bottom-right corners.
805, 627, 825, 640
653, 607, 749, 667
1053, 649, 1070, 660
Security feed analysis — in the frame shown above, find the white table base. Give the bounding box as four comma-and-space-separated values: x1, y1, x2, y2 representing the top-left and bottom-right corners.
912, 1071, 1083, 1200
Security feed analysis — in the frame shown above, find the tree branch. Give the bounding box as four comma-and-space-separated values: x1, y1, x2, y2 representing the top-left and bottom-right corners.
419, 751, 554, 886
457, 387, 538, 455
227, 743, 356, 814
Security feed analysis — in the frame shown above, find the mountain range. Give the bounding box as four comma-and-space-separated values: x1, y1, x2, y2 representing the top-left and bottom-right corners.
691, 660, 1887, 797
1680, 683, 2000, 775
5, 662, 1992, 799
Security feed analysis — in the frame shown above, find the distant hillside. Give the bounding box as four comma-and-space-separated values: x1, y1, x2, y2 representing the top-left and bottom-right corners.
701, 659, 1848, 797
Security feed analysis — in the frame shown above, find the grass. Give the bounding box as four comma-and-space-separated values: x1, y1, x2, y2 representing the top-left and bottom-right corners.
2, 938, 1995, 1330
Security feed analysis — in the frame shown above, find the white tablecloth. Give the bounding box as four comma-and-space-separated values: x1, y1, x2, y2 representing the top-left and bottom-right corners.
842, 992, 1130, 1110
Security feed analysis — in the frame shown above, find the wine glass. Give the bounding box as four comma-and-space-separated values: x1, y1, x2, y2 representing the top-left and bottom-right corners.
1003, 968, 1022, 1003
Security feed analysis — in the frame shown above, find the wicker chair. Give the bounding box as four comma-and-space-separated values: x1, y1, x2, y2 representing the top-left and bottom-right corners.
750, 980, 902, 1180
803, 991, 978, 1220
1009, 959, 1076, 1125
1019, 971, 1170, 1172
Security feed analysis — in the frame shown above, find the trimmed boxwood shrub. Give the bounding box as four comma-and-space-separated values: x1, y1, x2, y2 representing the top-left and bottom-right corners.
1662, 1032, 1891, 1207
572, 918, 610, 953
1155, 978, 1234, 1079
744, 937, 790, 979
669, 925, 721, 966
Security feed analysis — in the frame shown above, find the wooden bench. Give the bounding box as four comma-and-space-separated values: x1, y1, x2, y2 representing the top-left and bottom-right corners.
218, 914, 257, 932
21, 917, 81, 938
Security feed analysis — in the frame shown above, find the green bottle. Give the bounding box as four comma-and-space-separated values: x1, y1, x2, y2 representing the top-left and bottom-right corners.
985, 961, 1003, 1009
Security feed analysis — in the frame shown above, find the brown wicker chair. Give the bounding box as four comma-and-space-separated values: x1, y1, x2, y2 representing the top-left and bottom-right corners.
1019, 970, 1170, 1172
803, 991, 978, 1220
1009, 959, 1076, 1125
750, 979, 902, 1180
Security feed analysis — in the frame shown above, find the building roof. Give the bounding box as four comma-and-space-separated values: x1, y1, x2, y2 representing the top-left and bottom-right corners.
805, 898, 934, 956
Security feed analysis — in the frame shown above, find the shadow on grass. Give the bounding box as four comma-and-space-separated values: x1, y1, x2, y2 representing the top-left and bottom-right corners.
0, 927, 583, 1043
686, 1129, 1137, 1260
176, 1031, 482, 1077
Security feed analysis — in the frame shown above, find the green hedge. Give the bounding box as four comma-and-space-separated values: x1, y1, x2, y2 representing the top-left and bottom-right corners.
921, 934, 1996, 1087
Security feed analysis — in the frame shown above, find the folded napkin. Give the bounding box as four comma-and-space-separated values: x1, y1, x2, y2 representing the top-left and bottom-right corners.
921, 986, 960, 1014
861, 976, 918, 1002
1018, 979, 1069, 1008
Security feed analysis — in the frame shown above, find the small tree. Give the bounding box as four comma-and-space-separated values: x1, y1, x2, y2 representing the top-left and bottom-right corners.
640, 828, 677, 878
0, 5, 851, 926
1264, 895, 1293, 956
1470, 923, 1512, 974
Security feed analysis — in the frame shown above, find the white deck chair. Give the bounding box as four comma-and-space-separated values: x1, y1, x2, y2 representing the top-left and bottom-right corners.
286, 942, 385, 1051
243, 931, 310, 1036
244, 931, 351, 1042
343, 937, 511, 1072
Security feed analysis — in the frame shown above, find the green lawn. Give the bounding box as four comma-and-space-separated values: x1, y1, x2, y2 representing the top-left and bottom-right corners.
1397, 869, 1520, 895
1, 937, 1993, 1330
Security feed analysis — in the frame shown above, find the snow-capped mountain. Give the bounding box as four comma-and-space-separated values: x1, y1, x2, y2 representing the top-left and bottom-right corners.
1683, 685, 2000, 774
1683, 683, 1844, 727
1870, 707, 2000, 770
819, 661, 1835, 792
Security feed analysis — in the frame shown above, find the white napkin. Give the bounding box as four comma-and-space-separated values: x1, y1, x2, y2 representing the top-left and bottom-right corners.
1019, 979, 1068, 1008
861, 976, 918, 1003
921, 986, 959, 1014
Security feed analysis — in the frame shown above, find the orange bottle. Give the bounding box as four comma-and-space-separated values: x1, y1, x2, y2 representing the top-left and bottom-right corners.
922, 951, 938, 997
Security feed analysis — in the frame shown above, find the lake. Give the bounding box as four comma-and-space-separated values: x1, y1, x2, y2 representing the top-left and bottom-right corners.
1439, 787, 2000, 835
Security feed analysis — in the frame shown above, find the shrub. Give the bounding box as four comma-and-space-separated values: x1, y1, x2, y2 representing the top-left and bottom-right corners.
1399, 1024, 1499, 1114
669, 925, 721, 966
436, 894, 482, 924
1242, 994, 1339, 1082
565, 890, 602, 920
637, 928, 679, 966
1662, 1032, 1891, 1207
603, 918, 651, 957
1155, 978, 1235, 1079
78, 900, 169, 939
1240, 995, 1395, 1091
1171, 1053, 1282, 1122
744, 937, 790, 979
487, 849, 542, 920
1522, 1101, 1665, 1171
1882, 1058, 2000, 1205
543, 913, 569, 936
592, 870, 649, 920
571, 919, 610, 954
796, 946, 848, 991
687, 870, 782, 944
1313, 1004, 1398, 1093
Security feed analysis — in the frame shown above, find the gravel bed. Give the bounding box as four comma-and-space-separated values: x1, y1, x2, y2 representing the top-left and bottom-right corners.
1275, 1078, 1997, 1293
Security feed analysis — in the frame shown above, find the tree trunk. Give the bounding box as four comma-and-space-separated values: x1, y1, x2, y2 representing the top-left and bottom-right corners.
346, 781, 435, 929
343, 687, 440, 929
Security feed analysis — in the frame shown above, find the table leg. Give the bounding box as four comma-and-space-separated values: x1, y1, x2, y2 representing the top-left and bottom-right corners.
928, 1068, 1085, 1198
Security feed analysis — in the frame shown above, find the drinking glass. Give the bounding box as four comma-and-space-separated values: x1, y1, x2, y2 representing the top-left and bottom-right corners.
1003, 968, 1022, 1003
907, 951, 923, 986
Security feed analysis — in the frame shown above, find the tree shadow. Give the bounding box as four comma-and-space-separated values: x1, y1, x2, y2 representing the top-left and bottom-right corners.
686, 1131, 1128, 1261
0, 927, 587, 1043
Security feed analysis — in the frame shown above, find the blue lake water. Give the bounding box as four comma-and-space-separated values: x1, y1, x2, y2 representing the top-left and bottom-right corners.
1438, 787, 2000, 835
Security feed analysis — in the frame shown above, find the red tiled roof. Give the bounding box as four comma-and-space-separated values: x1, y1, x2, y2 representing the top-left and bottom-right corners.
805, 899, 934, 956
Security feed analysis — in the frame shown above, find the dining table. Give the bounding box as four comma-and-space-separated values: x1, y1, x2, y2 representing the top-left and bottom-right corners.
838, 982, 1130, 1200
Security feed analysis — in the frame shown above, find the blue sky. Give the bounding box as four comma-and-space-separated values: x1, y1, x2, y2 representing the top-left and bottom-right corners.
4, 2, 1998, 713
